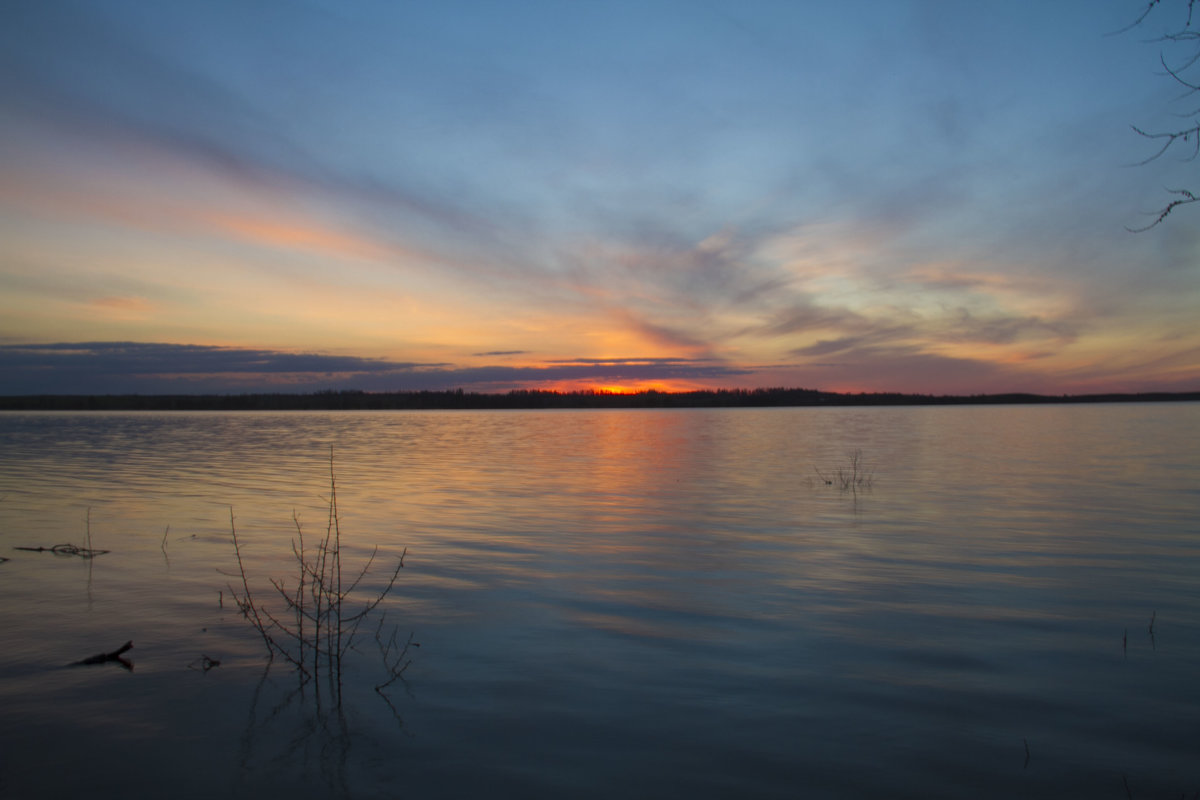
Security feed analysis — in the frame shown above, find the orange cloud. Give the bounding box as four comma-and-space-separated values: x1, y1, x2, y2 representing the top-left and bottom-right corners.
203, 213, 408, 263
2, 157, 423, 269
87, 295, 158, 320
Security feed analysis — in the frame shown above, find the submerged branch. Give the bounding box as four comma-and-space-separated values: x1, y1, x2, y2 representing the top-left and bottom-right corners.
13, 543, 109, 558
69, 640, 133, 670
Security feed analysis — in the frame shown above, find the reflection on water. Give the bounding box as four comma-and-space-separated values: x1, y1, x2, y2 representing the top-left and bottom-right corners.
0, 405, 1198, 799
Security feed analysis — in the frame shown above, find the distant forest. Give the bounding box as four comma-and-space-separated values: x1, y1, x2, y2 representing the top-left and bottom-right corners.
1, 388, 1198, 411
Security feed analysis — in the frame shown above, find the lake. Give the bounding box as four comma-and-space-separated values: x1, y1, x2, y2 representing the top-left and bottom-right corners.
0, 404, 1198, 799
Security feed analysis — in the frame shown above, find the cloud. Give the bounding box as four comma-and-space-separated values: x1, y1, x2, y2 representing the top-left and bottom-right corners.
423, 359, 752, 394
757, 302, 870, 339
0, 342, 435, 394
792, 334, 896, 358
942, 311, 1077, 347
0, 342, 753, 395
786, 346, 1030, 396
88, 296, 159, 320
0, 1, 520, 275
614, 309, 716, 355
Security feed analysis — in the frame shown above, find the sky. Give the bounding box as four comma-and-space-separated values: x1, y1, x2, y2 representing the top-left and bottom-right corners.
1, 0, 1198, 396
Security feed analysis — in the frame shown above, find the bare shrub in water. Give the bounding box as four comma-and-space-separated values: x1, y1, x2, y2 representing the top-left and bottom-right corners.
815, 449, 874, 492
226, 449, 413, 705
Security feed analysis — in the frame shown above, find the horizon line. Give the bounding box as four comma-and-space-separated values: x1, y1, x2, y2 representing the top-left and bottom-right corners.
2, 387, 1198, 412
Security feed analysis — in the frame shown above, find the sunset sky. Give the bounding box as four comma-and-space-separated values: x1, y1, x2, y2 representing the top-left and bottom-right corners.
2, 1, 1198, 396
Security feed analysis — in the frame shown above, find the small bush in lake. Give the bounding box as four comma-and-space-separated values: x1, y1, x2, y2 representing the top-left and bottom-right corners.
815, 449, 874, 492
226, 449, 413, 706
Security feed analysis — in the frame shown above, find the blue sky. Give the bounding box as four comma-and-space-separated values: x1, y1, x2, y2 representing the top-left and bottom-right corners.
1, 0, 1197, 395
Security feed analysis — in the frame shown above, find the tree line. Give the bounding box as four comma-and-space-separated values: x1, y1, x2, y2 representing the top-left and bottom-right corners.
1, 388, 1197, 411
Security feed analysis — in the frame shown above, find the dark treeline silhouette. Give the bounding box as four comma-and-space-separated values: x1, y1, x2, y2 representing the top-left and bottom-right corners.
1, 387, 1197, 411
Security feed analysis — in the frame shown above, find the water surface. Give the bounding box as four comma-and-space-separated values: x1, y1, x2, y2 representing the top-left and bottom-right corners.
1, 405, 1198, 798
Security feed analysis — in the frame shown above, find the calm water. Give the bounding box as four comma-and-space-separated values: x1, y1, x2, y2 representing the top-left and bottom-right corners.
0, 405, 1198, 799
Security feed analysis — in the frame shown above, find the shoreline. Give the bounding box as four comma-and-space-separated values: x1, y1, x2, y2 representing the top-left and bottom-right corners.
2, 388, 1198, 411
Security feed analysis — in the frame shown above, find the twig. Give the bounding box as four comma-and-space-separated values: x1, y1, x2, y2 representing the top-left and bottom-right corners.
331, 445, 344, 704
1107, 0, 1164, 36
293, 510, 307, 680
338, 551, 406, 659
227, 507, 275, 663
374, 613, 416, 692
1127, 187, 1199, 231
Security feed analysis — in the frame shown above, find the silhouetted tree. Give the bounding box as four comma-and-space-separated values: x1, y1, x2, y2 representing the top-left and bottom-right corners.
1124, 0, 1200, 230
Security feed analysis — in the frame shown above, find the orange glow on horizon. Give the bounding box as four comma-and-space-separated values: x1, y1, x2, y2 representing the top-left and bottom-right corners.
592, 380, 706, 394
535, 379, 705, 395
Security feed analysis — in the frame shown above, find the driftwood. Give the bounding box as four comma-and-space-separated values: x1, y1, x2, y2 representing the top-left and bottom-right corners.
14, 544, 109, 558
69, 641, 133, 670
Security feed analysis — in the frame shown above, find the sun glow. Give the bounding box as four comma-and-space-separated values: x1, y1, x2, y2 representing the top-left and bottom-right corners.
530, 378, 701, 395
589, 380, 695, 395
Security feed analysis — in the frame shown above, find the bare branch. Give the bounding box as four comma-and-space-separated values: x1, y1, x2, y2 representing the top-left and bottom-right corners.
1108, 0, 1164, 36
1125, 0, 1200, 229
1130, 123, 1200, 164
1160, 51, 1200, 91
229, 507, 274, 661
1126, 187, 1199, 230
